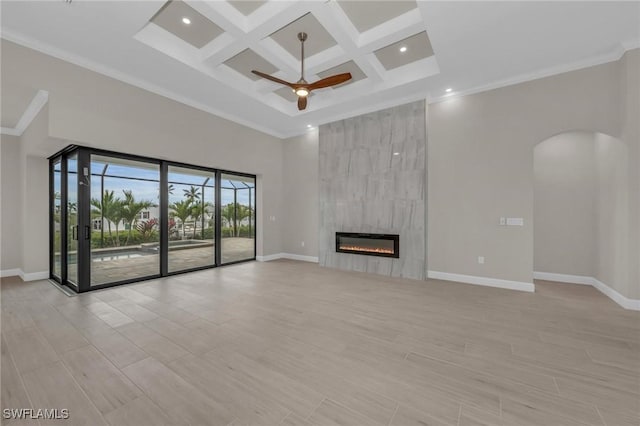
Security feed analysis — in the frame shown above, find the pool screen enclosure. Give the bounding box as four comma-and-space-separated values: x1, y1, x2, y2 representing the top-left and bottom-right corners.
49, 145, 256, 292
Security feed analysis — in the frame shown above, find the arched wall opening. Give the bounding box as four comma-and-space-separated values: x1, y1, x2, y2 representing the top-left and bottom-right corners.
533, 131, 630, 297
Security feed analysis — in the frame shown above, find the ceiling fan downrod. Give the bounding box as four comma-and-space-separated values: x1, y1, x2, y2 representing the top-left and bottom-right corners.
298, 32, 307, 83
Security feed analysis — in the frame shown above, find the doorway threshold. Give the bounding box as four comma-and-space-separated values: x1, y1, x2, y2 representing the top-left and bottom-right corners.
48, 279, 77, 297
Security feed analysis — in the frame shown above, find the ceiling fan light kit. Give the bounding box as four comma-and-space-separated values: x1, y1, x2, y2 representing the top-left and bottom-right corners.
252, 32, 352, 111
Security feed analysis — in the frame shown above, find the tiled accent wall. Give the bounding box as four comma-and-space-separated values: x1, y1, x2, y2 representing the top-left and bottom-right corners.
319, 101, 427, 279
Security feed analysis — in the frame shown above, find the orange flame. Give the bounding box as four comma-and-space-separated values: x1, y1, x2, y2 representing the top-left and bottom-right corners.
339, 245, 394, 254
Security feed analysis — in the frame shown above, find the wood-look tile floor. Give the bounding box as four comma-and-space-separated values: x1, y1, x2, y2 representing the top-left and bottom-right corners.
1, 260, 638, 426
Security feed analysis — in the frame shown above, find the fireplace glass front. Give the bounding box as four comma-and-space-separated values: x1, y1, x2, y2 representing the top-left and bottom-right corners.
335, 233, 399, 258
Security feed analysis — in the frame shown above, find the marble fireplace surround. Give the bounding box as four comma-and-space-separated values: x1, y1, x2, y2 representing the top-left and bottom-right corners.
319, 101, 427, 279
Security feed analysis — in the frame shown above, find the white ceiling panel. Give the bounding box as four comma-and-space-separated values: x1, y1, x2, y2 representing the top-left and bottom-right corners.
224, 49, 278, 80
151, 0, 224, 48
337, 1, 417, 33
374, 31, 434, 71
269, 13, 337, 59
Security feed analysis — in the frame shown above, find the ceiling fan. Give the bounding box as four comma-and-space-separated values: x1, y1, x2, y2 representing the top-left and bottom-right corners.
252, 32, 352, 111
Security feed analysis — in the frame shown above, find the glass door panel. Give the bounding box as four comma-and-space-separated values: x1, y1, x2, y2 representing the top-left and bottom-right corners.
220, 173, 255, 264
167, 166, 216, 272
89, 155, 160, 286
66, 153, 78, 284
52, 159, 62, 280
51, 145, 257, 292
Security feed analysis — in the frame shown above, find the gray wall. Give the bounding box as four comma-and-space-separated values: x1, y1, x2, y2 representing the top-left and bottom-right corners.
620, 50, 640, 299
285, 49, 638, 298
2, 36, 637, 300
594, 133, 632, 298
0, 135, 22, 272
19, 104, 50, 276
534, 132, 597, 277
319, 101, 427, 280
1, 39, 285, 276
282, 130, 319, 258
428, 58, 621, 285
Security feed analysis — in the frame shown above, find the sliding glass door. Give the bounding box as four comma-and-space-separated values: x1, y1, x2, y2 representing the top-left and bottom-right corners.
50, 145, 256, 292
89, 155, 161, 287
220, 173, 256, 264
51, 158, 62, 281
167, 165, 216, 273
66, 152, 79, 286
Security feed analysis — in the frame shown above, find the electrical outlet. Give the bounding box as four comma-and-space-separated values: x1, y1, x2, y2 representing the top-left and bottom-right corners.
478, 256, 485, 264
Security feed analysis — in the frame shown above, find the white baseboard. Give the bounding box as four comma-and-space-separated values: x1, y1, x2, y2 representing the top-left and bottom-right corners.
20, 271, 49, 281
0, 269, 49, 281
427, 270, 535, 292
256, 253, 284, 262
282, 253, 319, 263
0, 268, 21, 278
534, 271, 640, 311
256, 253, 319, 263
591, 278, 640, 311
533, 271, 592, 285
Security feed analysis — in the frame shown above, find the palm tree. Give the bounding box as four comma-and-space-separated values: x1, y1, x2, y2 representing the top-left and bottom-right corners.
91, 190, 124, 247
220, 203, 236, 237
191, 201, 213, 239
235, 204, 253, 237
221, 203, 253, 237
121, 190, 157, 245
111, 205, 126, 246
183, 186, 201, 236
183, 186, 200, 203
169, 199, 193, 239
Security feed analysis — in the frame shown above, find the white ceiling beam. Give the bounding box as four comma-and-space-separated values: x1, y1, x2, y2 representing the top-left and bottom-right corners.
311, 1, 386, 84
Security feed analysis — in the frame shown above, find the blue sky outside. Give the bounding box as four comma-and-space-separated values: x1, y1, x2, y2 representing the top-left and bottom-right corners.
55, 159, 255, 212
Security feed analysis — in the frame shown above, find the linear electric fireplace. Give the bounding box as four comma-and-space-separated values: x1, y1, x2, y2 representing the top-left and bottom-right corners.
335, 232, 399, 258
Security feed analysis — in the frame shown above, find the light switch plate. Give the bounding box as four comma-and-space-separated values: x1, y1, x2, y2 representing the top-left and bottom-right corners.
506, 217, 524, 226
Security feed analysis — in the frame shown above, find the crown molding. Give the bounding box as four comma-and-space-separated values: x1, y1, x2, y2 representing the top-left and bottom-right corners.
428, 42, 639, 105
1, 30, 288, 139
1, 89, 49, 137
3, 27, 638, 138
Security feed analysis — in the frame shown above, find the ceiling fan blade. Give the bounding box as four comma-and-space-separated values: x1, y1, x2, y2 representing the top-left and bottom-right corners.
308, 73, 352, 90
298, 96, 308, 111
251, 70, 294, 88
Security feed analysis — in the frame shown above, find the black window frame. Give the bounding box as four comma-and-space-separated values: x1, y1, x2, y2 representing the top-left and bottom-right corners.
48, 145, 257, 293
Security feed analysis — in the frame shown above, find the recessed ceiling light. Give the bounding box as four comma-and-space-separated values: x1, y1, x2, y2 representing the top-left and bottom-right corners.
307, 124, 313, 128
445, 88, 453, 93
399, 46, 407, 53
393, 152, 400, 156
182, 17, 191, 25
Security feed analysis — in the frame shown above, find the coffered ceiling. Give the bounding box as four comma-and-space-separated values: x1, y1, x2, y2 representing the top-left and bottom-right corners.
1, 1, 639, 138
